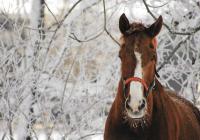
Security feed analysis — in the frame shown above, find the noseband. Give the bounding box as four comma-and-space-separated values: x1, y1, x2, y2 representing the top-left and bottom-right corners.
122, 77, 156, 99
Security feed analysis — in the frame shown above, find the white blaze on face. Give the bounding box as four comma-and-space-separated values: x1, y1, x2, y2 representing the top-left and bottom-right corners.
127, 51, 146, 118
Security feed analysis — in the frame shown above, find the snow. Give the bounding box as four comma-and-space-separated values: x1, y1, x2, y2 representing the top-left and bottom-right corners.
0, 0, 200, 139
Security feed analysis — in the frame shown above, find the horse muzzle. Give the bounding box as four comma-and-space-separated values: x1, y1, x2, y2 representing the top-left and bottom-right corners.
125, 97, 147, 119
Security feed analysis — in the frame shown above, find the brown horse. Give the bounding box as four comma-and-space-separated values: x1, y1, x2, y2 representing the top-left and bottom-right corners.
104, 13, 200, 140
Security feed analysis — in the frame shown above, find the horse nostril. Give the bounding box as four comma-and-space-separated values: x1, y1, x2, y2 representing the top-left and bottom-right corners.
138, 99, 146, 111
126, 102, 133, 112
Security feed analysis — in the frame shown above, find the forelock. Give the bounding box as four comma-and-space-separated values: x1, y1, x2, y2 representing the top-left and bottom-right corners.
129, 22, 146, 33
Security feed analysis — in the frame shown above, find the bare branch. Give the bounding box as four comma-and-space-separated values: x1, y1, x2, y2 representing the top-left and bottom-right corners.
48, 0, 102, 30
41, 0, 83, 71
143, 0, 200, 72
102, 0, 120, 46
69, 31, 104, 43
146, 2, 168, 8
68, 0, 120, 46
60, 49, 79, 112
44, 0, 60, 26
143, 0, 200, 35
1, 132, 6, 140
157, 35, 190, 72
24, 26, 55, 32
79, 132, 103, 140
59, 0, 83, 27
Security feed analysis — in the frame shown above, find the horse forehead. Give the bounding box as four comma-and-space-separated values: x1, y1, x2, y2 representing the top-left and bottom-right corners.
130, 22, 146, 31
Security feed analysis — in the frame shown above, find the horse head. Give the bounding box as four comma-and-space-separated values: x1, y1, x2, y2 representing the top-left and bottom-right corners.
119, 13, 163, 128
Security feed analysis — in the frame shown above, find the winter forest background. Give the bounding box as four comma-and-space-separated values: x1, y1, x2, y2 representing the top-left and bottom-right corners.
0, 0, 200, 139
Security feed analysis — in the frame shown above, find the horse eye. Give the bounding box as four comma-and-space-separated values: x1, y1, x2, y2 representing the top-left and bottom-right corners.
118, 54, 122, 59
151, 54, 156, 61
149, 44, 154, 49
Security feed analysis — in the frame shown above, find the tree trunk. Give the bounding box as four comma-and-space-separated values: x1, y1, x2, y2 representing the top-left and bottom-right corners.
26, 0, 45, 139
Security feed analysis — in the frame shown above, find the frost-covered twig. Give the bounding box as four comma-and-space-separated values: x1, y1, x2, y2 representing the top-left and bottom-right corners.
146, 2, 168, 8
103, 0, 120, 46
69, 31, 104, 43
1, 0, 199, 139
1, 132, 6, 140
41, 0, 83, 70
69, 0, 120, 46
19, 108, 39, 140
69, 0, 121, 46
44, 1, 60, 26
48, 0, 102, 30
60, 49, 79, 111
79, 132, 103, 140
143, 0, 200, 35
24, 26, 55, 32
157, 35, 190, 72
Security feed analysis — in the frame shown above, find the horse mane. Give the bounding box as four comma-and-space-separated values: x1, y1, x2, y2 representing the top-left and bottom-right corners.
147, 80, 200, 139
154, 80, 200, 120
165, 88, 200, 125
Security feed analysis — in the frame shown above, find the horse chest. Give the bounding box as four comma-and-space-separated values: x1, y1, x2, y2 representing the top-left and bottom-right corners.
105, 122, 148, 140
106, 130, 147, 140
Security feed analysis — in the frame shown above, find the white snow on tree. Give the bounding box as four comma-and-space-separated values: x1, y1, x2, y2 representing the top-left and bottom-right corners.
0, 0, 200, 139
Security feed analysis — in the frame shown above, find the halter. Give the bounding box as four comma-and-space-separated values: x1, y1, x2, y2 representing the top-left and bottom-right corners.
122, 77, 156, 99
120, 33, 158, 99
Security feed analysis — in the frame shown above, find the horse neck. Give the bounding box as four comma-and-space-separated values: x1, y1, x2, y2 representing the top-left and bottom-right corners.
151, 79, 168, 119
152, 79, 172, 114
150, 80, 178, 136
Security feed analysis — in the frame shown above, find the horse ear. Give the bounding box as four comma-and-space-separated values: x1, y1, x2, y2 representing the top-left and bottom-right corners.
146, 16, 163, 37
119, 13, 130, 34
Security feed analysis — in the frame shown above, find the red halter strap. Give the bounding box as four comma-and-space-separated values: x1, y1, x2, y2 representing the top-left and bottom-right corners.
124, 77, 148, 91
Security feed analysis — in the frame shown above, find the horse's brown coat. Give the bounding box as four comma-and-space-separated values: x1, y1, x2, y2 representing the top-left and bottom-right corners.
104, 14, 200, 140
104, 80, 200, 140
